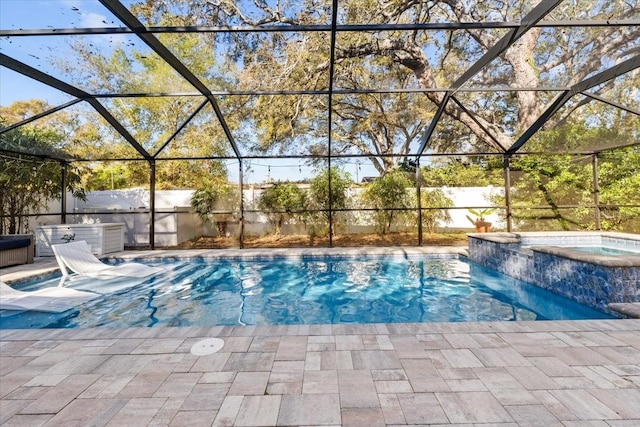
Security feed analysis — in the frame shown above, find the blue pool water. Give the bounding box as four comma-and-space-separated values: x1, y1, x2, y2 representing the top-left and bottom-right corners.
568, 246, 639, 256
0, 255, 614, 329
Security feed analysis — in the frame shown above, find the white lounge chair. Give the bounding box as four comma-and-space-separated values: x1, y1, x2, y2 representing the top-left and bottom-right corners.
0, 281, 99, 313
52, 240, 162, 280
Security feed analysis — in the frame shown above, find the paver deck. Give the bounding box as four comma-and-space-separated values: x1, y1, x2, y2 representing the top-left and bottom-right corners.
2, 320, 640, 426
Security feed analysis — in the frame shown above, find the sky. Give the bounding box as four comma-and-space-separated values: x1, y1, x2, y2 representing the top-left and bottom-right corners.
0, 0, 118, 106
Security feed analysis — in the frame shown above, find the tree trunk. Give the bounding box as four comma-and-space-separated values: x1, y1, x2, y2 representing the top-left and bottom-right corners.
377, 25, 545, 152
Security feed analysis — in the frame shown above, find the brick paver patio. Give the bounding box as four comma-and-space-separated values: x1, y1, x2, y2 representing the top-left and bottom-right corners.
2, 319, 640, 426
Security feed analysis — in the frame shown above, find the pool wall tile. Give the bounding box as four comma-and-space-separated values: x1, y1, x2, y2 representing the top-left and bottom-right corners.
468, 233, 640, 313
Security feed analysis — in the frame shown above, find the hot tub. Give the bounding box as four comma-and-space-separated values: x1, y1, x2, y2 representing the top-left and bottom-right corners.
467, 231, 640, 313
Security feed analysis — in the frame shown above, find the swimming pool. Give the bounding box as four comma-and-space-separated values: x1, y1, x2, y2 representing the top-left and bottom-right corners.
0, 255, 613, 329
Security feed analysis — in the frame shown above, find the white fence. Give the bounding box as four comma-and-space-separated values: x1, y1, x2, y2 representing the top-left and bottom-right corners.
39, 187, 502, 247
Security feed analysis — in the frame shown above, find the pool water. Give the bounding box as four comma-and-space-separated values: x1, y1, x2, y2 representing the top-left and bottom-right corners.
568, 246, 639, 256
0, 255, 614, 329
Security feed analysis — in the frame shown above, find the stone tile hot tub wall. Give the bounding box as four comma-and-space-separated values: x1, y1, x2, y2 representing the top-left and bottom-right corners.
467, 232, 640, 313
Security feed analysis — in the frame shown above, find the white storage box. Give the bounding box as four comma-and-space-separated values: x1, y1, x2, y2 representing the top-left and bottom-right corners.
36, 223, 125, 256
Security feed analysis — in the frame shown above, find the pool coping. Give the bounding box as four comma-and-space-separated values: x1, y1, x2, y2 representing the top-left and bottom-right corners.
529, 245, 640, 267
468, 231, 640, 267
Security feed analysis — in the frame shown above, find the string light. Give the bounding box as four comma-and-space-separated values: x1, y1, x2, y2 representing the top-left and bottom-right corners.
246, 161, 367, 169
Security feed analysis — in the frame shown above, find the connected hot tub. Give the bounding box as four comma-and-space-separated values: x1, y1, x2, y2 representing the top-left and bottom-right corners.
467, 231, 640, 314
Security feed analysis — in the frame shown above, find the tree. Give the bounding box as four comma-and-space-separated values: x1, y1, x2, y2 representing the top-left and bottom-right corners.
307, 167, 353, 236
361, 169, 414, 234
82, 163, 133, 191
497, 123, 640, 232
130, 1, 639, 171
0, 127, 85, 234
54, 27, 235, 190
596, 149, 640, 232
0, 100, 153, 191
0, 100, 64, 126
420, 189, 454, 237
0, 97, 240, 241
420, 158, 503, 187
257, 181, 307, 236
190, 177, 239, 236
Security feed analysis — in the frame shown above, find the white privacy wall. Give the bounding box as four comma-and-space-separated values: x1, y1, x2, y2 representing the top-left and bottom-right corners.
40, 187, 503, 246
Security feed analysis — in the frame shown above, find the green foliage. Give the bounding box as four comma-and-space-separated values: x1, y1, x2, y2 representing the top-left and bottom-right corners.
257, 181, 307, 235
83, 163, 137, 191
397, 158, 417, 174
496, 124, 640, 231
190, 177, 239, 235
361, 169, 414, 234
420, 189, 454, 236
596, 149, 640, 231
420, 159, 503, 187
466, 208, 496, 224
308, 167, 352, 210
504, 152, 594, 230
131, 0, 637, 169
307, 168, 353, 236
0, 127, 85, 234
156, 160, 229, 190
57, 30, 233, 189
